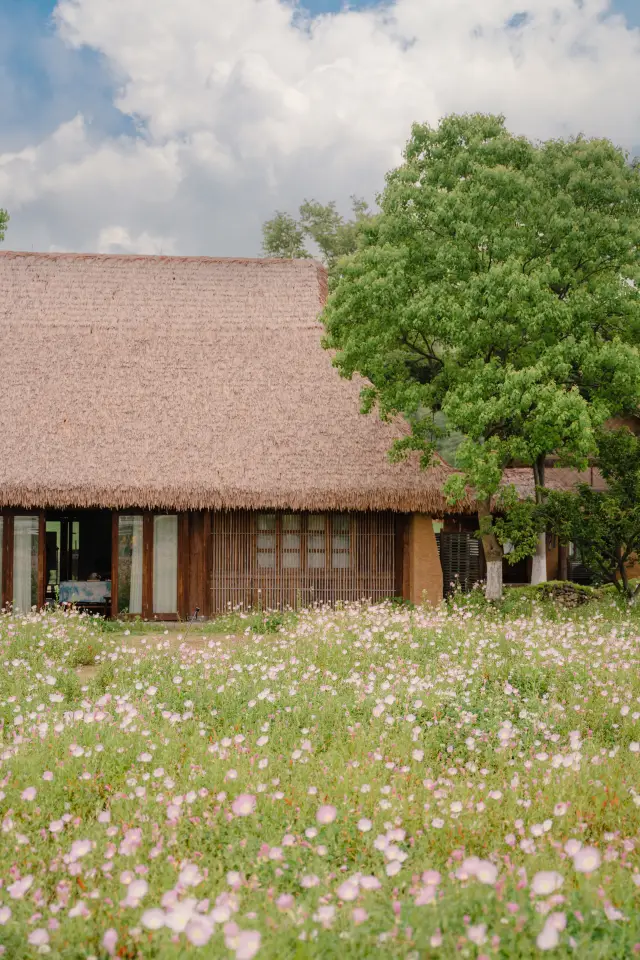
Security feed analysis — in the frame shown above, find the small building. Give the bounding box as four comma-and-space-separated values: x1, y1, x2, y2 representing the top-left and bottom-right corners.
0, 251, 477, 617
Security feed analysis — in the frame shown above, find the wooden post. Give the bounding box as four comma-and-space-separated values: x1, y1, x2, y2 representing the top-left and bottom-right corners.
178, 513, 189, 620
203, 511, 212, 618
558, 543, 568, 582
407, 514, 443, 606
111, 512, 119, 618
37, 512, 46, 610
394, 515, 406, 599
142, 513, 153, 619
4, 513, 13, 609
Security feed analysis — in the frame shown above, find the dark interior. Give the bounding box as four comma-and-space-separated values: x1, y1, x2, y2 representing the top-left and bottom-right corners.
45, 509, 112, 613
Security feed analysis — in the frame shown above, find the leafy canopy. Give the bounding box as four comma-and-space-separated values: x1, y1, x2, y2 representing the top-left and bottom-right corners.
262, 196, 373, 266
322, 113, 640, 510
0, 208, 8, 244
544, 427, 640, 599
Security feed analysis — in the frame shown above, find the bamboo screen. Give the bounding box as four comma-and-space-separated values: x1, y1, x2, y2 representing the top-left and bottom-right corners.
211, 511, 396, 612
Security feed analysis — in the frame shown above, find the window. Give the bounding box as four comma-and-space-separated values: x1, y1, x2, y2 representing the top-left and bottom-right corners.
153, 515, 178, 614
332, 514, 351, 569
118, 516, 143, 615
307, 515, 326, 569
257, 514, 276, 569
282, 514, 301, 569
13, 516, 39, 612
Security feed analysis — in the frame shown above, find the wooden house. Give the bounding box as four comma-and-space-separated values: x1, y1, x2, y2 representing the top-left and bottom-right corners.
1, 250, 483, 617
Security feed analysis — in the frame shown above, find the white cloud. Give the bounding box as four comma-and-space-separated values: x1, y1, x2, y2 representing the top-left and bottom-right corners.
2, 0, 639, 254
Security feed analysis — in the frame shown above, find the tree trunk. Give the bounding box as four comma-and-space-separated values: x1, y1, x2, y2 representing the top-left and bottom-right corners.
477, 498, 503, 601
531, 532, 547, 585
531, 455, 548, 585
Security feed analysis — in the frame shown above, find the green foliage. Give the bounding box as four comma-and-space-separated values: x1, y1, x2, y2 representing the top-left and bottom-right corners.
491, 486, 543, 563
262, 196, 374, 266
322, 113, 640, 513
0, 207, 8, 243
261, 210, 309, 259
543, 427, 640, 598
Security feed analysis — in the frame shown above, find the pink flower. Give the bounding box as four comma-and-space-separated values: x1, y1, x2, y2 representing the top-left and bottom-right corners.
21, 787, 36, 801
69, 839, 92, 861
357, 818, 372, 832
573, 847, 601, 873
186, 915, 214, 946
42, 772, 53, 782
359, 876, 381, 891
179, 863, 203, 887
531, 871, 564, 896
141, 909, 166, 930
28, 929, 49, 947
313, 905, 335, 928
467, 923, 487, 946
316, 804, 337, 825
232, 794, 257, 817
352, 908, 368, 925
0, 907, 11, 925
102, 929, 118, 957
537, 912, 566, 951
336, 880, 359, 902
276, 894, 294, 911
8, 876, 33, 899
415, 885, 437, 905
236, 930, 261, 960
301, 875, 319, 888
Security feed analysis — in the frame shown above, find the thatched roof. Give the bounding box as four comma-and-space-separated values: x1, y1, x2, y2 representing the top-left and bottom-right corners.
502, 467, 606, 499
0, 251, 469, 513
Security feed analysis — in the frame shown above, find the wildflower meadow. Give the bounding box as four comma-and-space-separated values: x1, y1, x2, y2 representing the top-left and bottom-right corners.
0, 595, 639, 958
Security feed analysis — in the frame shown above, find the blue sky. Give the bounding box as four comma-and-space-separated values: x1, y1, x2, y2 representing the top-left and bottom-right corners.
1, 0, 639, 255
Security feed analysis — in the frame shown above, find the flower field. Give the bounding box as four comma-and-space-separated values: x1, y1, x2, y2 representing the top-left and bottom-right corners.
0, 598, 639, 959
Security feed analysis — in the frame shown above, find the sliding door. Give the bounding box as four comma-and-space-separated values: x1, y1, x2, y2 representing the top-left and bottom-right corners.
115, 515, 144, 615
153, 514, 178, 616
112, 512, 185, 619
13, 516, 40, 613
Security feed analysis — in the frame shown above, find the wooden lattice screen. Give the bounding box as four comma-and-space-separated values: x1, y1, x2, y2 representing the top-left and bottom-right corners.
211, 511, 396, 612
436, 532, 482, 596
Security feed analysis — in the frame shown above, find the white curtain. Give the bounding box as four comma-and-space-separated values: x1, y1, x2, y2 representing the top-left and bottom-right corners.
14, 516, 38, 612
153, 515, 178, 613
118, 516, 143, 615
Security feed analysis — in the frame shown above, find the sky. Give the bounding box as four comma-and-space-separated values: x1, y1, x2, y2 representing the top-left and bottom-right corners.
0, 0, 639, 256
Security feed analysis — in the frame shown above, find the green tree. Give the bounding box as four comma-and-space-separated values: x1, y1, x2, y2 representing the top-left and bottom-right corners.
322, 113, 640, 599
262, 196, 373, 266
261, 211, 309, 259
543, 427, 640, 601
0, 208, 8, 243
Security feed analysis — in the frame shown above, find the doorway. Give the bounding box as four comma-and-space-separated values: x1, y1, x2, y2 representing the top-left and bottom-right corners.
45, 510, 112, 615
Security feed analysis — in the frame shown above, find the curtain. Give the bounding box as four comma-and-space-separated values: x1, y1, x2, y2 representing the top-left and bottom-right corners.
118, 516, 143, 615
153, 515, 178, 613
13, 516, 39, 612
